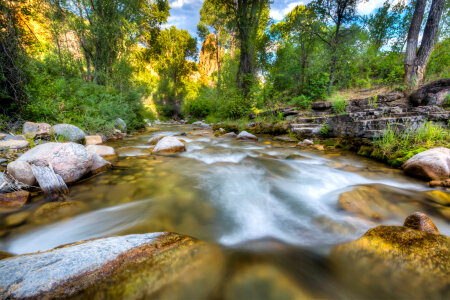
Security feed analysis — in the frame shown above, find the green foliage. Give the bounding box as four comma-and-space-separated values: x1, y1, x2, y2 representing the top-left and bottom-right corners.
24, 57, 145, 133
331, 95, 347, 114
319, 122, 330, 137
373, 121, 450, 166
368, 95, 378, 108
289, 95, 312, 109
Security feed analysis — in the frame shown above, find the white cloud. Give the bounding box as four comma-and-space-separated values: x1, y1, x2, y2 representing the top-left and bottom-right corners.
357, 0, 406, 15
270, 1, 304, 21
169, 0, 203, 9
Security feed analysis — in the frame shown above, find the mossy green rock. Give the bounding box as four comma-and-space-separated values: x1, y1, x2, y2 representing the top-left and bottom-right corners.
330, 226, 450, 299
0, 232, 225, 299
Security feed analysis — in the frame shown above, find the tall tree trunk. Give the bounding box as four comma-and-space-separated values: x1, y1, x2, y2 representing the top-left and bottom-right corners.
411, 0, 445, 87
404, 0, 426, 86
237, 28, 253, 96
328, 18, 341, 91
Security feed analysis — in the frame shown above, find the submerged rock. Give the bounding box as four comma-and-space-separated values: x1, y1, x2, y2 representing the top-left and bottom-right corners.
274, 136, 296, 142
22, 122, 51, 139
29, 201, 87, 225
236, 131, 258, 141
330, 220, 449, 299
52, 124, 86, 143
403, 147, 450, 180
17, 142, 93, 183
7, 160, 36, 186
223, 132, 237, 137
296, 139, 314, 147
0, 232, 224, 299
337, 185, 405, 220
153, 136, 186, 154
86, 145, 116, 157
0, 191, 30, 212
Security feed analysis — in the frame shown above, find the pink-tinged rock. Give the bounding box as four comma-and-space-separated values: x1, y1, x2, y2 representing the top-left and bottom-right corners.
0, 140, 29, 150
90, 153, 112, 174
22, 122, 51, 139
85, 135, 103, 146
152, 136, 185, 154
236, 131, 258, 141
403, 147, 450, 180
7, 160, 36, 186
0, 191, 30, 211
86, 145, 116, 157
17, 143, 93, 183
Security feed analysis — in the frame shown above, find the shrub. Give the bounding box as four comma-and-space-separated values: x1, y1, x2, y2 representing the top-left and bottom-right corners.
289, 95, 312, 109
331, 95, 347, 114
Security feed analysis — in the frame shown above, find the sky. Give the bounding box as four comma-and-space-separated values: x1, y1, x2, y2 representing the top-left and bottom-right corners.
164, 0, 396, 40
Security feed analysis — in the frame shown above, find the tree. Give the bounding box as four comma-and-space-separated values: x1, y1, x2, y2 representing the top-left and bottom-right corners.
150, 27, 198, 116
404, 0, 446, 88
58, 0, 169, 84
307, 0, 361, 90
209, 0, 271, 96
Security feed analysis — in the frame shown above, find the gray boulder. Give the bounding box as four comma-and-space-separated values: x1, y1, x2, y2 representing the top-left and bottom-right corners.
116, 118, 127, 133
22, 122, 51, 139
17, 143, 93, 183
236, 131, 258, 141
0, 140, 29, 151
153, 136, 185, 154
7, 160, 36, 186
52, 124, 86, 143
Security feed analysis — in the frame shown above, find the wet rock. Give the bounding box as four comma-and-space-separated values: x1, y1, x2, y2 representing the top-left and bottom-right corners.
0, 173, 15, 193
0, 191, 30, 211
0, 139, 29, 151
86, 145, 116, 157
90, 153, 112, 174
17, 142, 93, 183
22, 122, 51, 139
337, 186, 405, 220
52, 124, 86, 143
192, 121, 210, 128
311, 144, 325, 151
223, 132, 237, 137
423, 190, 450, 206
153, 136, 186, 154
274, 136, 296, 142
0, 232, 224, 299
403, 147, 450, 180
116, 118, 127, 133
85, 135, 103, 146
236, 131, 258, 141
403, 212, 440, 234
296, 139, 314, 147
148, 134, 166, 145
0, 133, 5, 141
4, 211, 30, 227
29, 201, 87, 224
429, 179, 450, 187
330, 224, 449, 299
7, 160, 36, 186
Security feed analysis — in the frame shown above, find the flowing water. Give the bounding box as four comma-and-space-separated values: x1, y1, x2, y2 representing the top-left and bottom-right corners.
0, 124, 449, 298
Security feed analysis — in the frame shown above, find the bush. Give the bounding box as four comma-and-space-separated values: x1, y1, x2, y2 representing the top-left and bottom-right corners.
331, 95, 347, 114
289, 95, 312, 109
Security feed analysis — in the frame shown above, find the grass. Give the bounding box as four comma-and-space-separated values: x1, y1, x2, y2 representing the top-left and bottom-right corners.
371, 121, 449, 167
330, 94, 347, 115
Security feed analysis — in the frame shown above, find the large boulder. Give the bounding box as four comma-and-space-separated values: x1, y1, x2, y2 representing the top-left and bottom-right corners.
152, 136, 185, 154
0, 232, 224, 299
85, 145, 116, 157
22, 122, 51, 139
116, 118, 127, 133
403, 147, 450, 180
0, 139, 29, 151
409, 78, 450, 106
90, 153, 112, 174
236, 131, 258, 141
51, 124, 86, 143
17, 143, 93, 183
7, 160, 36, 186
330, 214, 449, 299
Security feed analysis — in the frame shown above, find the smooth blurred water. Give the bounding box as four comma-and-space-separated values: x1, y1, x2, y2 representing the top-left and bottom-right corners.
0, 124, 448, 255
